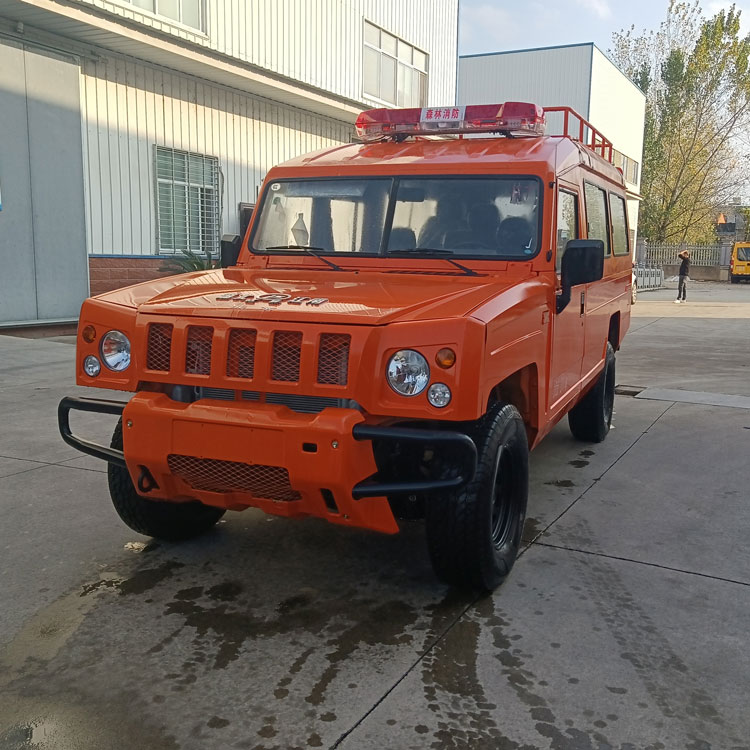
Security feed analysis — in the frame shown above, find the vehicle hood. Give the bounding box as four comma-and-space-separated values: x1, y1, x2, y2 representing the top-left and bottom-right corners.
96, 267, 523, 325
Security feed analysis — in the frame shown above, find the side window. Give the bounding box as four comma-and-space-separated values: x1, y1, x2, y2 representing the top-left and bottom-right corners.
556, 190, 578, 272
609, 194, 629, 256
583, 183, 610, 256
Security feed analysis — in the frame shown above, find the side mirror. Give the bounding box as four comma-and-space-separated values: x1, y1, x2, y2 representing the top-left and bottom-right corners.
557, 239, 605, 313
220, 234, 241, 268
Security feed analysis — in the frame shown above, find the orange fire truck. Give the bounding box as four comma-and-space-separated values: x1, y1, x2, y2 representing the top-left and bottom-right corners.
59, 102, 632, 590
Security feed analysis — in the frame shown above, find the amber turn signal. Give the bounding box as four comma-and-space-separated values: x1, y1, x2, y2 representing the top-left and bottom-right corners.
82, 325, 97, 343
435, 348, 456, 369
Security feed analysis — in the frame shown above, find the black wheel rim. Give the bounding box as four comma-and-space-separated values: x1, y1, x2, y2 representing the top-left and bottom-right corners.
491, 445, 517, 548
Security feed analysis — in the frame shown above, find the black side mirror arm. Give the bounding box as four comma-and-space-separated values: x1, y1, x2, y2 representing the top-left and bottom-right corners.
556, 285, 571, 314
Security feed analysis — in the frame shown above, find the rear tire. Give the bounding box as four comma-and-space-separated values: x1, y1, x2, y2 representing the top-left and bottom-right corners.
568, 342, 615, 443
425, 403, 528, 591
108, 420, 225, 540
730, 275, 737, 284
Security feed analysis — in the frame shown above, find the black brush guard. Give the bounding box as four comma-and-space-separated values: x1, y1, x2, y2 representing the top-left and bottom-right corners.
58, 397, 477, 500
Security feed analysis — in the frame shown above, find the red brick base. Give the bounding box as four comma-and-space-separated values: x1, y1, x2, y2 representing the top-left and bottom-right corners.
89, 257, 173, 297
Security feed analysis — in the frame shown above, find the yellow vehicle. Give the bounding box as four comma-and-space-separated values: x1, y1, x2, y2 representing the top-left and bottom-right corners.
730, 242, 750, 283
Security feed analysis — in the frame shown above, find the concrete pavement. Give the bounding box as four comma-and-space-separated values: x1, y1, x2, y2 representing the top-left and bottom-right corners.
1, 285, 749, 750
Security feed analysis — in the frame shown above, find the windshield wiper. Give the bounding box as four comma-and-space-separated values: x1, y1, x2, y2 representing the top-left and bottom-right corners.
265, 245, 346, 272
387, 248, 481, 277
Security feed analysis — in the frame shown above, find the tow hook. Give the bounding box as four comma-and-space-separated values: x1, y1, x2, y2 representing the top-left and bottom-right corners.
137, 466, 159, 493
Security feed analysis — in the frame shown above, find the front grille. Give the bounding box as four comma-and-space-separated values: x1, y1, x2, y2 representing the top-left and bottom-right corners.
185, 326, 213, 375
271, 331, 302, 382
146, 324, 173, 371
227, 329, 256, 379
266, 393, 348, 414
198, 387, 235, 401
167, 454, 301, 501
317, 334, 350, 385
193, 388, 355, 413
143, 323, 353, 390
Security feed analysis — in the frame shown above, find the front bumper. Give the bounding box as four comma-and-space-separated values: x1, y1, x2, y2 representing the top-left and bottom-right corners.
58, 394, 476, 534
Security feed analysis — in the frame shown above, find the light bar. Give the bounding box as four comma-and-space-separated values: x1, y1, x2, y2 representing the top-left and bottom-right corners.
355, 102, 546, 142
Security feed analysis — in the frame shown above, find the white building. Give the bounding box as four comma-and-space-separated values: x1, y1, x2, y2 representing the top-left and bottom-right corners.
459, 43, 645, 248
0, 0, 459, 325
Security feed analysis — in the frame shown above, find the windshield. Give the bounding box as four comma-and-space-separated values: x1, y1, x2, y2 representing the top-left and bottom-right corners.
251, 177, 542, 259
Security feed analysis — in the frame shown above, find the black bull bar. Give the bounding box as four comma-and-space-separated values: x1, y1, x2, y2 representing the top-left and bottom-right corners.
58, 396, 478, 499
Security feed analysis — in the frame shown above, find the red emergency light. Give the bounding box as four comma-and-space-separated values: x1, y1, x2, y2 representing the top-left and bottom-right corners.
355, 102, 546, 142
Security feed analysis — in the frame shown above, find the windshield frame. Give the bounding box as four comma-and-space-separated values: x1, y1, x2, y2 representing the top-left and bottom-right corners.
248, 174, 545, 262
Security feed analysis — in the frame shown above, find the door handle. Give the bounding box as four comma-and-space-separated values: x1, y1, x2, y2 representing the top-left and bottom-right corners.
580, 291, 585, 316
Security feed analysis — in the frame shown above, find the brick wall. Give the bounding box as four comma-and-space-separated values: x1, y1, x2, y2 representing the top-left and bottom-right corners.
88, 257, 173, 296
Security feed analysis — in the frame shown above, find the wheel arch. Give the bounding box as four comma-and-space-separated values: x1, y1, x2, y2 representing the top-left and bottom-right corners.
608, 311, 621, 351
486, 363, 540, 446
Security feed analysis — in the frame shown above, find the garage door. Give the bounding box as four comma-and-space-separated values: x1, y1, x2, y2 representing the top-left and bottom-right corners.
0, 41, 88, 324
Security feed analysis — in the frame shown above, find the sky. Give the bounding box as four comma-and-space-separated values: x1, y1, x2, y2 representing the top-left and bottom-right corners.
458, 0, 750, 58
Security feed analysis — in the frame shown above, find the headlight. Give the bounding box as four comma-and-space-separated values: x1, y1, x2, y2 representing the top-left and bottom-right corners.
100, 330, 131, 371
386, 350, 430, 396
428, 383, 452, 407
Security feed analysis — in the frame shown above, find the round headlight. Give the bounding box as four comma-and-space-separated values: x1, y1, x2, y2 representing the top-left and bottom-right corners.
428, 383, 452, 408
387, 350, 430, 396
100, 330, 131, 371
83, 355, 101, 377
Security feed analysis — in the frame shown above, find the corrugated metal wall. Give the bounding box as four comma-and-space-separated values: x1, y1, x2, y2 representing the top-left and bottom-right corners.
81, 57, 352, 255
458, 45, 593, 119
78, 0, 459, 106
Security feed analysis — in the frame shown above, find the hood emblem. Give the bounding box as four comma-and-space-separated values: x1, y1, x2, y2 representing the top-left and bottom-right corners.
215, 292, 328, 307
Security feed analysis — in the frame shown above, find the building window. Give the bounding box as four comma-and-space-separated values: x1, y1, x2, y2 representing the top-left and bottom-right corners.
613, 149, 640, 186
363, 21, 427, 107
124, 0, 204, 31
156, 146, 220, 256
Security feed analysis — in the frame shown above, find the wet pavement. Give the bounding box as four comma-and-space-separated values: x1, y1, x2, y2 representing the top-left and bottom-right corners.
1, 284, 749, 749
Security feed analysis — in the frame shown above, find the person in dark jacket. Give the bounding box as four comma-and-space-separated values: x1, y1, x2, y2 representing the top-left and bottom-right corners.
675, 249, 690, 303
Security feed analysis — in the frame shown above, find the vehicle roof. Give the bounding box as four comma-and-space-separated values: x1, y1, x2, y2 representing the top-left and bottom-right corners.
269, 135, 625, 186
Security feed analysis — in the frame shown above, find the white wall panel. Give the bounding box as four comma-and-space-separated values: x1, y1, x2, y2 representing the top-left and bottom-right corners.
589, 47, 646, 185
81, 57, 351, 255
76, 0, 459, 105
458, 45, 593, 117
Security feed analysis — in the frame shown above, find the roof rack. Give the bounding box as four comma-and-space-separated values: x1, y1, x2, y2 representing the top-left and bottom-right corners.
543, 106, 613, 164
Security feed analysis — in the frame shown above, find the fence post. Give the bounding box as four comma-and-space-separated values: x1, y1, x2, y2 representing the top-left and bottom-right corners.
636, 238, 647, 264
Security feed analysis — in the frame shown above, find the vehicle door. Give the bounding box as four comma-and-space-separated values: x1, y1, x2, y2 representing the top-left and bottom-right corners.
734, 244, 750, 276
549, 187, 584, 409
580, 182, 614, 379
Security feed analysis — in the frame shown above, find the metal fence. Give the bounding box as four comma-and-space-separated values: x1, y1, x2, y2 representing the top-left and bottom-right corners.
640, 243, 722, 267
634, 264, 664, 291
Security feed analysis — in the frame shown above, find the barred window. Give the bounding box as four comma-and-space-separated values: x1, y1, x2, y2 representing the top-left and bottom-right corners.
124, 0, 204, 31
156, 146, 219, 256
363, 21, 427, 107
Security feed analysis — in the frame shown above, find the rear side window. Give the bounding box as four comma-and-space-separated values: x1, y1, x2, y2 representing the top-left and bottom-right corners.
609, 194, 629, 256
556, 190, 578, 272
583, 183, 610, 256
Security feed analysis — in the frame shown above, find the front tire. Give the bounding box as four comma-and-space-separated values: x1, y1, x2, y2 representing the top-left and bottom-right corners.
568, 342, 615, 443
425, 403, 529, 591
108, 420, 225, 540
